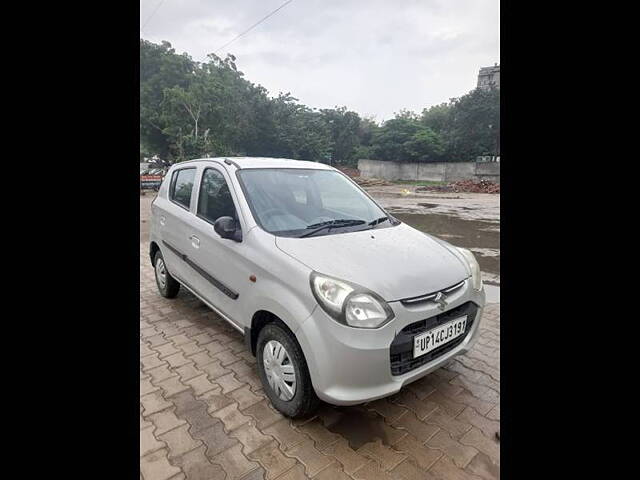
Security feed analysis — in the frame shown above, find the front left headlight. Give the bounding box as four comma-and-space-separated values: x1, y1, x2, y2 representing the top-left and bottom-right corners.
310, 272, 394, 328
458, 248, 483, 291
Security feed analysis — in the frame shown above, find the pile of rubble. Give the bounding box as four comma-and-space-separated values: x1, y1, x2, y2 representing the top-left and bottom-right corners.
336, 166, 361, 178
417, 179, 500, 194
334, 166, 392, 187
355, 177, 392, 187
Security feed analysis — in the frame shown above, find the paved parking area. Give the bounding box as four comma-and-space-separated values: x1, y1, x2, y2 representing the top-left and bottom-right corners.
140, 245, 500, 480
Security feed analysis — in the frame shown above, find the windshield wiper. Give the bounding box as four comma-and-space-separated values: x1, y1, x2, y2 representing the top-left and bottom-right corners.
368, 216, 390, 227
300, 219, 366, 238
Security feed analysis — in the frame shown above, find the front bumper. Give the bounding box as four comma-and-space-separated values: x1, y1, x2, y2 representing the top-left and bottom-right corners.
296, 279, 485, 405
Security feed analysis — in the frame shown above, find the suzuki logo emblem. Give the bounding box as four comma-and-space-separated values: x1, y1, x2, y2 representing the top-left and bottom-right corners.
433, 292, 448, 311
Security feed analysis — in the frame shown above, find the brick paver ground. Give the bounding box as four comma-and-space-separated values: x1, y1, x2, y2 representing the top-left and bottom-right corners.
140, 245, 500, 480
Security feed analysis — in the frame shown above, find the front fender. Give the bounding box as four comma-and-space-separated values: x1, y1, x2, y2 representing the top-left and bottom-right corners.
247, 286, 317, 335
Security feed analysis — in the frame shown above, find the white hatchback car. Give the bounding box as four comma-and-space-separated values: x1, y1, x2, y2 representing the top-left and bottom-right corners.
150, 157, 485, 417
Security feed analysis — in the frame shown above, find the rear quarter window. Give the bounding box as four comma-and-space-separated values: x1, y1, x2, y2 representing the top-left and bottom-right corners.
170, 168, 196, 209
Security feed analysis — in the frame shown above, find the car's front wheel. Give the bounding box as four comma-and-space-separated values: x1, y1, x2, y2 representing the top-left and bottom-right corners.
256, 323, 319, 418
154, 250, 180, 298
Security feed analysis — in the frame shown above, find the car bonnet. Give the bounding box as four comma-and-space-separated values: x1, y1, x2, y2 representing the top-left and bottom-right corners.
274, 222, 469, 301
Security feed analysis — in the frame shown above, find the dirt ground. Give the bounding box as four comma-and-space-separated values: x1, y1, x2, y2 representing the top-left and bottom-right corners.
365, 184, 500, 223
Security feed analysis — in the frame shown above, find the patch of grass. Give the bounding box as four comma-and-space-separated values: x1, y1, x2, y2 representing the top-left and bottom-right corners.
391, 180, 448, 187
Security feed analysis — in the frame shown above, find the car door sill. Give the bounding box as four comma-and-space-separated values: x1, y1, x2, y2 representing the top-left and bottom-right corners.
173, 275, 244, 334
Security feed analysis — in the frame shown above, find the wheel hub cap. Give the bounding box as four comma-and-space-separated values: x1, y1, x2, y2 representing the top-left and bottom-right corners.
263, 340, 296, 401
155, 258, 167, 288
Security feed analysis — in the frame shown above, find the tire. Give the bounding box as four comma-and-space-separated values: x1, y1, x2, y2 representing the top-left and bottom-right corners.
256, 323, 320, 418
154, 250, 180, 298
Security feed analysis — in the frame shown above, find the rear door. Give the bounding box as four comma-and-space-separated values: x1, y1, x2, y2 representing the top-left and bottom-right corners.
185, 165, 251, 329
158, 166, 198, 285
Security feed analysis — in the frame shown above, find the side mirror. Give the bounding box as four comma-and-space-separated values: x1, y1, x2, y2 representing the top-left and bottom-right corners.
214, 216, 242, 242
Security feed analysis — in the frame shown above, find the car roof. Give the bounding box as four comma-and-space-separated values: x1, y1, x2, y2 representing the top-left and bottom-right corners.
177, 156, 335, 171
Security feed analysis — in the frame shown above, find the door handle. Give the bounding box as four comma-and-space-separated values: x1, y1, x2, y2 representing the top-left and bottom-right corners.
159, 215, 166, 226
190, 235, 200, 248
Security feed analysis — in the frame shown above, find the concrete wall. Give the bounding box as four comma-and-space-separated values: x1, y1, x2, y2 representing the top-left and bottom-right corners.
443, 162, 476, 182
474, 162, 500, 183
417, 163, 446, 182
358, 159, 500, 183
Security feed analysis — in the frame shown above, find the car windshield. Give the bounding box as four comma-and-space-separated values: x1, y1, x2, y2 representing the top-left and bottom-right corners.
237, 168, 391, 237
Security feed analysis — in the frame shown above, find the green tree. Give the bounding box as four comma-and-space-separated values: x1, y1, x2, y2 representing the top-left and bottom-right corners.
371, 111, 445, 162
353, 116, 379, 160
445, 87, 500, 160
420, 88, 500, 161
267, 93, 331, 161
140, 140, 151, 162
140, 40, 195, 160
140, 38, 499, 166
319, 106, 361, 165
421, 102, 451, 133
405, 128, 445, 161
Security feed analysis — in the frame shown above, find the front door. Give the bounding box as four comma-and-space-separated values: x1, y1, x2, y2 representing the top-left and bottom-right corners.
185, 166, 251, 329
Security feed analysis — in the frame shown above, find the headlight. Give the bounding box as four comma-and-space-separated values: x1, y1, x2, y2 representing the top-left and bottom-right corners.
310, 272, 394, 328
458, 248, 483, 291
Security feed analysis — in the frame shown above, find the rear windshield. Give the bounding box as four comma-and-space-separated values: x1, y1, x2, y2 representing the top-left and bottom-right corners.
237, 168, 390, 237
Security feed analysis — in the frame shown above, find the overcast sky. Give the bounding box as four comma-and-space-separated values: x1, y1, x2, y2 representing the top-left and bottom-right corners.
140, 0, 499, 121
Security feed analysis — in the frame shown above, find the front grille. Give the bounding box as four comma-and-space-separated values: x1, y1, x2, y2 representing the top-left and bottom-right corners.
389, 301, 478, 376
400, 280, 466, 306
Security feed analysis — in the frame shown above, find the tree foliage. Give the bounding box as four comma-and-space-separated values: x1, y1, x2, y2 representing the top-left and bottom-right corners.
421, 88, 500, 161
140, 39, 499, 165
371, 110, 445, 162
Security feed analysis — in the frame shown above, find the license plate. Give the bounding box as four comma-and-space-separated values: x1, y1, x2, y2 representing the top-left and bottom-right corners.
413, 316, 468, 358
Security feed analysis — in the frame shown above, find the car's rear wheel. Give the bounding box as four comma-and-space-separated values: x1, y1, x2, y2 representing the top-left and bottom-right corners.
154, 250, 180, 298
256, 323, 319, 418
